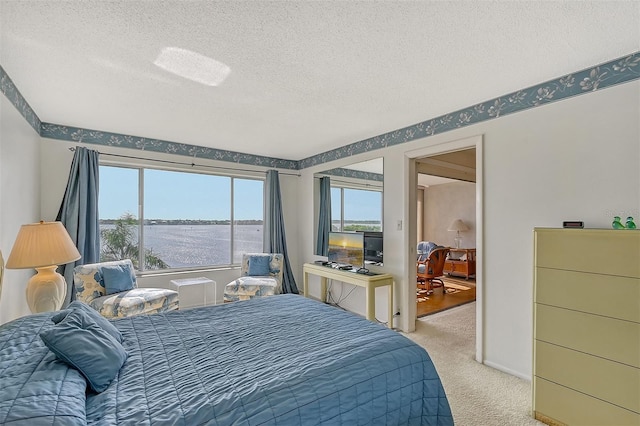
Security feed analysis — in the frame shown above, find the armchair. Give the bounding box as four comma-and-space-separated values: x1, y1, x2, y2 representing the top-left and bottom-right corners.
73, 259, 178, 318
417, 241, 438, 263
224, 253, 283, 302
417, 247, 450, 295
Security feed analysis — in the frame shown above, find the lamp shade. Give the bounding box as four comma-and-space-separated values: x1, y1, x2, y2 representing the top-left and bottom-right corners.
6, 221, 81, 269
447, 219, 469, 232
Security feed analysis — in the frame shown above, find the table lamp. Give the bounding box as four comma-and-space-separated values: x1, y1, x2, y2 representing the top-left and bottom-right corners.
6, 221, 81, 313
448, 219, 469, 249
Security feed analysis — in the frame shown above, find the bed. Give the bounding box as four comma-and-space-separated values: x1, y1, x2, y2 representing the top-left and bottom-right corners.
0, 294, 453, 425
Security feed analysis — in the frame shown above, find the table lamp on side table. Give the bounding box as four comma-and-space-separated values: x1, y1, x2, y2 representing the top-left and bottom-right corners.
6, 221, 81, 313
448, 219, 469, 249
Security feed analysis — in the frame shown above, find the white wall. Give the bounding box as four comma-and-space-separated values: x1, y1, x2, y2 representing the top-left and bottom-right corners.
297, 80, 640, 379
38, 138, 301, 302
423, 181, 476, 248
0, 95, 41, 323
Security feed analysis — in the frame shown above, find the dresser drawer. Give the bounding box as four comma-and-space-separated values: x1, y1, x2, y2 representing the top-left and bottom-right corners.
535, 304, 640, 368
444, 260, 466, 273
535, 340, 640, 413
534, 377, 640, 426
534, 229, 640, 278
535, 268, 640, 322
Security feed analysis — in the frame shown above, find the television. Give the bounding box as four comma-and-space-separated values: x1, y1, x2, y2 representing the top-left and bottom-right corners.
362, 231, 383, 264
327, 232, 364, 269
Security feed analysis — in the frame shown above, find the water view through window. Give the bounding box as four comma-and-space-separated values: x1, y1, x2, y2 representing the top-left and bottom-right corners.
331, 187, 382, 232
99, 165, 264, 271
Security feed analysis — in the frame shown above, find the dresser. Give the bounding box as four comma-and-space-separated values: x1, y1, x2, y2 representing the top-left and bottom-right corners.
533, 228, 640, 425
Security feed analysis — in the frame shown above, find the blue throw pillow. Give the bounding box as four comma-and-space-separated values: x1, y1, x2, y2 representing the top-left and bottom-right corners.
248, 255, 270, 276
40, 309, 127, 393
101, 263, 136, 295
51, 300, 123, 342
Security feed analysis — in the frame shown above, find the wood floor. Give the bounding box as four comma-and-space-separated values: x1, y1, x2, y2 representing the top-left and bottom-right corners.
417, 276, 476, 317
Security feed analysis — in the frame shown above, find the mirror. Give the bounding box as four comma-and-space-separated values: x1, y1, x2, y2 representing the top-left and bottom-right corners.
314, 158, 384, 265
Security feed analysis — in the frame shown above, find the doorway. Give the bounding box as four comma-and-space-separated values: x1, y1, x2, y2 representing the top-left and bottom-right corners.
405, 135, 484, 362
416, 148, 476, 317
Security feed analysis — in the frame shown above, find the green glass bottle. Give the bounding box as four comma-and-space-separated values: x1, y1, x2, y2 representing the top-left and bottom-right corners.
612, 216, 625, 229
625, 217, 636, 229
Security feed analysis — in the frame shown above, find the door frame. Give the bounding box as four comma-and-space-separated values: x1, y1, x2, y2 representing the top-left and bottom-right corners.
404, 134, 484, 363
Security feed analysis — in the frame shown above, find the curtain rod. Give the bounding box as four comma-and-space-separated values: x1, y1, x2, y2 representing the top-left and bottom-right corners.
68, 147, 300, 176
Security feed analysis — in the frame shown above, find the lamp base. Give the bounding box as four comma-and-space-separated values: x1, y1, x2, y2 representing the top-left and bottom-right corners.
454, 236, 462, 249
26, 266, 67, 313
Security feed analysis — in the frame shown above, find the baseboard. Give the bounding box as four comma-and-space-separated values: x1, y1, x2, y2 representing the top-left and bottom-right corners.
483, 360, 531, 381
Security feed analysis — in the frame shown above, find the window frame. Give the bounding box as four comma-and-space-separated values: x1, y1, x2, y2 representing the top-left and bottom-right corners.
330, 182, 383, 232
98, 161, 265, 274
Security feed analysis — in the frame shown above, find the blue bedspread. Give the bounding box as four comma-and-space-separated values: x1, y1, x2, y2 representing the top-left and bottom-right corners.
1, 294, 452, 425
0, 314, 87, 425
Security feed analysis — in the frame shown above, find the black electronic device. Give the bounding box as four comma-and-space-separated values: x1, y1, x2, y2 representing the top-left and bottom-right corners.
338, 265, 353, 270
362, 231, 383, 264
562, 221, 584, 229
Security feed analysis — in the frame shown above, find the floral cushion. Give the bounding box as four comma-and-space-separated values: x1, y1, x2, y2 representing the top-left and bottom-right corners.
88, 288, 178, 318
240, 253, 283, 292
223, 253, 284, 302
223, 277, 278, 302
73, 260, 178, 319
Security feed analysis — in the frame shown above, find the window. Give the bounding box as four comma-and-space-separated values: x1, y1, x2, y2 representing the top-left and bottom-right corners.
232, 179, 264, 263
331, 186, 382, 232
99, 165, 264, 271
99, 166, 140, 265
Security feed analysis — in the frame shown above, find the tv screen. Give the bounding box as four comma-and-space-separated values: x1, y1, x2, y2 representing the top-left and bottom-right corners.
328, 232, 364, 268
362, 231, 383, 264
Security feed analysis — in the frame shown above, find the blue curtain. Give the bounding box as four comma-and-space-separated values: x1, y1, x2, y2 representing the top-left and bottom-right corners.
56, 147, 100, 306
315, 176, 331, 256
263, 170, 298, 294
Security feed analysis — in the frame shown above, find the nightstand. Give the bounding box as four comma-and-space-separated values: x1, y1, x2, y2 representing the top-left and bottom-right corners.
169, 277, 217, 309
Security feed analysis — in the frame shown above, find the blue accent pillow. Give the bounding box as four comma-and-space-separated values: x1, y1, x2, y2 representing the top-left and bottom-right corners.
248, 255, 270, 276
51, 300, 123, 342
40, 309, 128, 393
101, 263, 136, 295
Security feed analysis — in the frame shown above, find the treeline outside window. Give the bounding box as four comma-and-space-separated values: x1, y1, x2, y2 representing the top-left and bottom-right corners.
98, 165, 264, 271
330, 187, 382, 232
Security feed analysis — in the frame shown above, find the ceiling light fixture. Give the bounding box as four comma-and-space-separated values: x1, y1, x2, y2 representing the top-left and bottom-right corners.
153, 47, 230, 86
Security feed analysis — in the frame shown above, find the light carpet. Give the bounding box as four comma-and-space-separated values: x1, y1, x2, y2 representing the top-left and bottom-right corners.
403, 302, 544, 426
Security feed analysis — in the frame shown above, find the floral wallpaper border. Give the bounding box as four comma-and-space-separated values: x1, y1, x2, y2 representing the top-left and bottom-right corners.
2, 52, 639, 171
299, 51, 640, 169
39, 123, 299, 170
320, 168, 383, 182
0, 65, 41, 133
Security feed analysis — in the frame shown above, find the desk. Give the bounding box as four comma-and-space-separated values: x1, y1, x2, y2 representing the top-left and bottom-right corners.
303, 263, 394, 329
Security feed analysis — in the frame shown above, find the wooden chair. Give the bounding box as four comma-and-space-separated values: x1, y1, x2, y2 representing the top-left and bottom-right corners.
417, 247, 450, 295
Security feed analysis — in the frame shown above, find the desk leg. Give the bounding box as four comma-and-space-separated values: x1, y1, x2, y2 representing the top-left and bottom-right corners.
303, 271, 309, 297
320, 277, 327, 303
365, 286, 375, 322
388, 282, 394, 329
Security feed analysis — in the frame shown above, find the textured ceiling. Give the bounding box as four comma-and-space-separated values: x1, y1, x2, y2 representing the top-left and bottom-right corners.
1, 1, 639, 161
